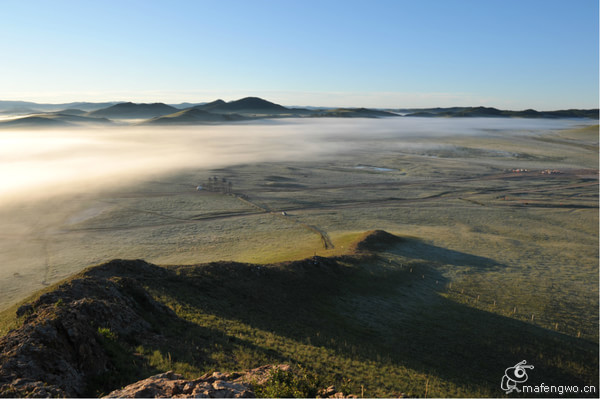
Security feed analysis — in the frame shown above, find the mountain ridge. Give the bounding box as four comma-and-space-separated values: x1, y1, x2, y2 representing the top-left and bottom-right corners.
87, 102, 178, 119
403, 106, 599, 119
0, 98, 597, 128
143, 108, 250, 125
192, 97, 291, 115
0, 113, 113, 127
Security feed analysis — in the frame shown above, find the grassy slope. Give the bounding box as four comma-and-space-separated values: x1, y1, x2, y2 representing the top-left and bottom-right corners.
1, 232, 596, 397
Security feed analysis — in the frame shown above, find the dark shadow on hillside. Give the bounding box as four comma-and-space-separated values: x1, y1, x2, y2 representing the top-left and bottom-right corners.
384, 237, 506, 270
127, 255, 597, 396
388, 294, 599, 395
395, 239, 506, 269
84, 260, 291, 368
87, 314, 287, 396
0, 259, 292, 397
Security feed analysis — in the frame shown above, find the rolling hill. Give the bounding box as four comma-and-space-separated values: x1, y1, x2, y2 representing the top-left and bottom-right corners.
0, 231, 597, 397
404, 106, 599, 118
54, 109, 87, 116
143, 108, 250, 125
194, 99, 228, 111
0, 99, 596, 126
0, 116, 73, 127
200, 97, 289, 113
0, 113, 113, 128
0, 101, 117, 114
87, 102, 178, 119
312, 107, 400, 118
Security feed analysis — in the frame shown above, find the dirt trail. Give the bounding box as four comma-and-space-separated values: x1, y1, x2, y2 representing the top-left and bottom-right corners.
234, 194, 334, 250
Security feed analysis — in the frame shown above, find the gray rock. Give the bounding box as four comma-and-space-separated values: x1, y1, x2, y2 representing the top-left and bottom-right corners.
0, 261, 175, 397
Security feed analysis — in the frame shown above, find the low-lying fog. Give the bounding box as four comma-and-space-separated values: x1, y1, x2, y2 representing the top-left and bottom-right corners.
0, 117, 592, 205
0, 116, 596, 309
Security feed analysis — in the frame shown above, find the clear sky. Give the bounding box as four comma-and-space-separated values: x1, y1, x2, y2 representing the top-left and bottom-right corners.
1, 0, 598, 109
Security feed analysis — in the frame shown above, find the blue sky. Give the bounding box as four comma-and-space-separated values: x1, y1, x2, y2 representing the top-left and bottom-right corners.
1, 0, 598, 109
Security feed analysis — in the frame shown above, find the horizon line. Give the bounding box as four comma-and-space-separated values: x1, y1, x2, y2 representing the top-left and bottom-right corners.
0, 97, 598, 113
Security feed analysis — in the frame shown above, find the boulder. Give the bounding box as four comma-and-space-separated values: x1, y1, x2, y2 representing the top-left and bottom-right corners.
104, 365, 291, 398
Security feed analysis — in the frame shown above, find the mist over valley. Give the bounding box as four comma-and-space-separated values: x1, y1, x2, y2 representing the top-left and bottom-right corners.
0, 109, 597, 397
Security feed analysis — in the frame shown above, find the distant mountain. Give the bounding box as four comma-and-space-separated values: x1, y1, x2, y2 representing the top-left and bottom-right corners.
47, 113, 113, 124
169, 102, 206, 109
0, 98, 597, 124
451, 106, 505, 117
195, 99, 228, 112
398, 107, 468, 115
539, 109, 599, 118
403, 106, 504, 117
0, 116, 73, 127
0, 101, 117, 113
59, 102, 119, 112
0, 101, 48, 114
143, 108, 249, 125
194, 97, 290, 114
312, 107, 400, 118
402, 111, 437, 117
404, 107, 599, 119
223, 97, 288, 112
0, 100, 40, 108
0, 113, 113, 128
0, 107, 38, 115
87, 102, 178, 119
55, 109, 87, 116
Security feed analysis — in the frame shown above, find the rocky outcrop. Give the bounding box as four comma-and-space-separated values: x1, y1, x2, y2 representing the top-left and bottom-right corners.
103, 370, 252, 398
103, 365, 363, 399
0, 260, 174, 397
104, 365, 290, 398
0, 256, 363, 397
317, 385, 358, 398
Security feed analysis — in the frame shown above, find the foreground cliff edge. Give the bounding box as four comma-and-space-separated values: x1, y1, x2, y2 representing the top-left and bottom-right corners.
0, 231, 597, 397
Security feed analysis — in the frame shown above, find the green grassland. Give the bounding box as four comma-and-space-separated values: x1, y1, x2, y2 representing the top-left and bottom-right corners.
2, 238, 596, 397
104, 247, 599, 397
0, 122, 598, 396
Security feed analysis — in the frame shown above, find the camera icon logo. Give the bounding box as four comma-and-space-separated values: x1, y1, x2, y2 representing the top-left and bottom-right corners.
501, 360, 534, 394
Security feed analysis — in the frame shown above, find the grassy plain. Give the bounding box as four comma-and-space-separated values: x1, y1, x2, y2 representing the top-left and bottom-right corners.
0, 120, 597, 396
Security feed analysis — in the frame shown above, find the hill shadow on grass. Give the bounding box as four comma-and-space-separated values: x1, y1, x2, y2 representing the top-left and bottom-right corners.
389, 238, 506, 270
74, 230, 596, 397
129, 252, 597, 397
3, 231, 595, 397
353, 230, 506, 270
384, 294, 599, 396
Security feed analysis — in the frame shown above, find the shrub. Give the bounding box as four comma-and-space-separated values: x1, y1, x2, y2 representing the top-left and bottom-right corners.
254, 366, 321, 398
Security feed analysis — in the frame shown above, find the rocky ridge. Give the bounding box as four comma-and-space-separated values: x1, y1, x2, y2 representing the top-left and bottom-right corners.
0, 260, 175, 397
103, 365, 355, 398
0, 231, 403, 397
103, 365, 287, 398
0, 255, 365, 398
